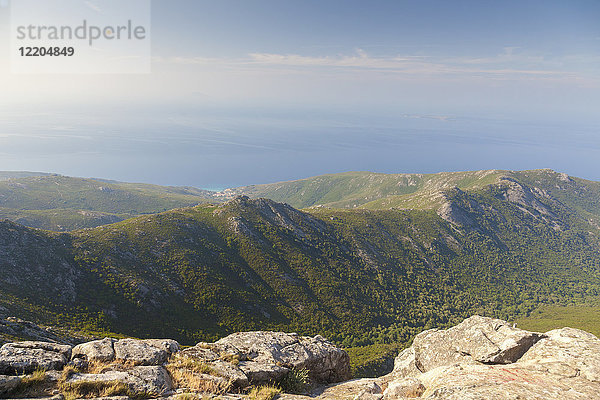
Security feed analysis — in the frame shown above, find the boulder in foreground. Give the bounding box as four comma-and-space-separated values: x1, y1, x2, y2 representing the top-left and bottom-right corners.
379, 315, 600, 400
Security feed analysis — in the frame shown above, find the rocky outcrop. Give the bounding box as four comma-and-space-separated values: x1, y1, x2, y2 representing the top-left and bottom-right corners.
113, 338, 180, 365
377, 316, 600, 400
3, 318, 600, 399
71, 338, 180, 365
0, 316, 86, 346
280, 316, 600, 400
391, 315, 545, 378
183, 331, 350, 387
71, 338, 116, 362
0, 341, 72, 374
0, 330, 349, 398
65, 365, 173, 395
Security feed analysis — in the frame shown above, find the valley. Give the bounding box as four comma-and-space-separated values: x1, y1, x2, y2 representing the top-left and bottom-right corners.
1, 169, 599, 354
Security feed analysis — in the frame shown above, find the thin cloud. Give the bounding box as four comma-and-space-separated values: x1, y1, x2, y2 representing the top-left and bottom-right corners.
84, 1, 102, 13
153, 48, 597, 84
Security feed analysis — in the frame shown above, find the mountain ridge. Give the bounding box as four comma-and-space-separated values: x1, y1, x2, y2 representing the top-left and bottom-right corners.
2, 168, 600, 348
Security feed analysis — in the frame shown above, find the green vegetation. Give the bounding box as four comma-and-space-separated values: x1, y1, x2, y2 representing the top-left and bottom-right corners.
0, 174, 217, 231
346, 343, 403, 378
233, 169, 505, 209
2, 169, 600, 356
516, 304, 600, 337
279, 368, 309, 393
0, 171, 53, 181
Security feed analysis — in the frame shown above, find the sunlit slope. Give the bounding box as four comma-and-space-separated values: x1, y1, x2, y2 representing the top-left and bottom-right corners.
361, 169, 600, 227
0, 174, 219, 230
231, 170, 505, 209
0, 171, 54, 181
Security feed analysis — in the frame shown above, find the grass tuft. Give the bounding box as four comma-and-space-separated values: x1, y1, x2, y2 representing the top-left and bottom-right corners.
59, 379, 136, 399
5, 369, 49, 398
248, 385, 282, 400
166, 355, 231, 395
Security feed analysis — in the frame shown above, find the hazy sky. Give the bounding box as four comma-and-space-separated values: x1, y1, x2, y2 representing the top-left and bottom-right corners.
1, 0, 599, 188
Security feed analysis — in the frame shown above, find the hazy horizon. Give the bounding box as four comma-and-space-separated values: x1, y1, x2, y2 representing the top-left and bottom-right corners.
1, 1, 599, 187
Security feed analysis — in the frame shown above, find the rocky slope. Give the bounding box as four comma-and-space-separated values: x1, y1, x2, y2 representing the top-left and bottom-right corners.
1, 316, 598, 399
0, 331, 348, 399
281, 316, 600, 400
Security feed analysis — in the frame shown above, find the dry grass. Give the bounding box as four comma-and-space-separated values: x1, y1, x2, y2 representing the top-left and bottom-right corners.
59, 379, 133, 399
85, 358, 139, 374
248, 385, 282, 400
167, 367, 231, 394
60, 365, 80, 381
219, 352, 241, 365
166, 355, 232, 395
5, 369, 51, 398
168, 355, 216, 375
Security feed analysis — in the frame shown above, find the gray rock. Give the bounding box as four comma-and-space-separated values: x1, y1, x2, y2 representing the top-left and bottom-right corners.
390, 347, 421, 378
392, 315, 544, 377
113, 338, 180, 365
352, 380, 383, 400
210, 359, 249, 388
0, 374, 21, 395
377, 317, 600, 400
215, 331, 350, 383
400, 362, 600, 400
72, 338, 116, 362
180, 331, 348, 389
181, 345, 221, 362
127, 365, 173, 394
517, 327, 600, 382
238, 360, 289, 383
382, 377, 425, 399
0, 341, 72, 374
67, 365, 172, 395
280, 378, 382, 400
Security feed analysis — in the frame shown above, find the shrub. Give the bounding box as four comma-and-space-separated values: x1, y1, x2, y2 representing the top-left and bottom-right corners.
279, 368, 309, 394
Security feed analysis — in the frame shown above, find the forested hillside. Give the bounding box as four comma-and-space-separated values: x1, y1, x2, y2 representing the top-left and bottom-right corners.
2, 169, 600, 348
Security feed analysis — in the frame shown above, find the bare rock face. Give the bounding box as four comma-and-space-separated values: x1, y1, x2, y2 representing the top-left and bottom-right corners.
516, 327, 600, 382
378, 316, 600, 400
393, 315, 545, 378
215, 331, 350, 383
0, 341, 72, 374
71, 338, 180, 365
279, 378, 383, 400
182, 331, 350, 389
71, 337, 116, 362
66, 365, 172, 395
114, 338, 180, 365
395, 362, 600, 400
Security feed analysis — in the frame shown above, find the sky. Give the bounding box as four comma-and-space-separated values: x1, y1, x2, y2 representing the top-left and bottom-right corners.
0, 0, 599, 188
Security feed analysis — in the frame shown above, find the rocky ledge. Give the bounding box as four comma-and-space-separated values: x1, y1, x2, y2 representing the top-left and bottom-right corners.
283, 315, 600, 400
1, 316, 599, 399
0, 331, 348, 399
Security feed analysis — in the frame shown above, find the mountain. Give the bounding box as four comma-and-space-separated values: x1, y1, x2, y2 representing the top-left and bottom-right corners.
0, 174, 218, 231
0, 171, 54, 181
2, 169, 600, 348
226, 170, 505, 208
